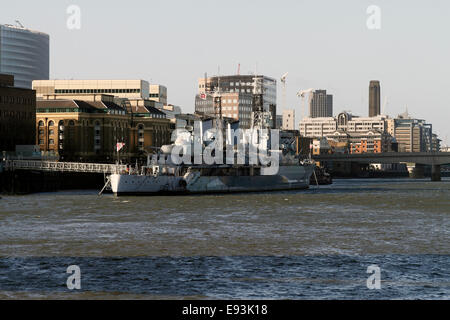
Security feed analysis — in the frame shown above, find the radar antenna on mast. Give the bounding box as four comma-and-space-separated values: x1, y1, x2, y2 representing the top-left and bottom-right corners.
280, 72, 289, 111
251, 73, 272, 130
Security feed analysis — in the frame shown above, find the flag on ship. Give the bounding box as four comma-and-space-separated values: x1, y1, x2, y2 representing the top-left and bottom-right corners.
116, 142, 125, 152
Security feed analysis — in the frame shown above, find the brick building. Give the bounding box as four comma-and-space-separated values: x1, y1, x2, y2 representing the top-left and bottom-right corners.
0, 74, 36, 152
36, 93, 172, 162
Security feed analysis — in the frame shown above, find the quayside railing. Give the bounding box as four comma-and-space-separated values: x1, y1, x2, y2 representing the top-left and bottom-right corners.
2, 160, 127, 174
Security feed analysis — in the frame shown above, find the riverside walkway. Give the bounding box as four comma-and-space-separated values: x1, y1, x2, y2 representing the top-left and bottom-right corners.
2, 160, 127, 174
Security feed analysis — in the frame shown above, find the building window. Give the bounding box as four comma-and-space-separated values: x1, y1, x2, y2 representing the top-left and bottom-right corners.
95, 122, 101, 131
38, 120, 44, 127
138, 124, 145, 150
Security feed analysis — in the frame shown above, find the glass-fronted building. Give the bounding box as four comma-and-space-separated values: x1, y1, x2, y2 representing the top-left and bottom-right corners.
0, 24, 49, 89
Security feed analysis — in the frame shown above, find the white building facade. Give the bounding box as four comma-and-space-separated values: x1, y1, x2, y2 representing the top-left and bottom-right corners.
300, 113, 388, 138
282, 109, 295, 130
299, 117, 337, 138
33, 79, 150, 100
149, 84, 168, 105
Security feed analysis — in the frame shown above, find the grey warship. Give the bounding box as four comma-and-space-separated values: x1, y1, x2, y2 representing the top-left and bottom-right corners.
107, 77, 315, 196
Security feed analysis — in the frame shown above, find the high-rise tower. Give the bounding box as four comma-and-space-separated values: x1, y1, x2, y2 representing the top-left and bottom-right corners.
309, 90, 333, 118
369, 80, 381, 117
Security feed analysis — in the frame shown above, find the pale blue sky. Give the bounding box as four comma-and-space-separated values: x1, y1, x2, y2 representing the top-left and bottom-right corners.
2, 0, 449, 144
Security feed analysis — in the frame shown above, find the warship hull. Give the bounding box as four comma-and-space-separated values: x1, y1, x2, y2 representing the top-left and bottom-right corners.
110, 165, 315, 196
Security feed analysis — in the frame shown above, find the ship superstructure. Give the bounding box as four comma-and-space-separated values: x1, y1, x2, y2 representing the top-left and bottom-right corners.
106, 76, 315, 196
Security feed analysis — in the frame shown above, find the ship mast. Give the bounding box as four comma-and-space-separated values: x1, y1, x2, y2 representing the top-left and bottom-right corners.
251, 74, 271, 130
213, 68, 223, 133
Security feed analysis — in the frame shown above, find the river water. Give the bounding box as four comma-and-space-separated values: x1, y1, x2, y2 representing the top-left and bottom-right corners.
0, 178, 449, 299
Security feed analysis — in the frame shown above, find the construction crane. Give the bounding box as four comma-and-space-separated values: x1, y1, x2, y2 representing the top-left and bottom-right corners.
15, 20, 24, 28
280, 72, 289, 111
297, 88, 314, 121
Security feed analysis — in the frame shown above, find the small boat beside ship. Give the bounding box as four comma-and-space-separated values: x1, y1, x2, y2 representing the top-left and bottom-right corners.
310, 166, 333, 185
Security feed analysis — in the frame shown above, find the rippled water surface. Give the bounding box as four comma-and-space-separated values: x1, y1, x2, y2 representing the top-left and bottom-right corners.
0, 178, 449, 299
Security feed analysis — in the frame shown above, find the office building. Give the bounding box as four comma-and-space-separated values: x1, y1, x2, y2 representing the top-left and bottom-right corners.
282, 109, 295, 130
35, 89, 172, 162
126, 100, 172, 155
33, 79, 150, 100
301, 108, 436, 154
337, 112, 387, 132
348, 131, 390, 154
158, 104, 182, 122
369, 80, 381, 117
149, 84, 168, 105
310, 90, 333, 118
431, 134, 441, 152
0, 24, 49, 89
197, 74, 277, 128
386, 111, 433, 152
299, 117, 338, 138
0, 74, 36, 152
301, 113, 389, 139
36, 94, 129, 162
328, 130, 392, 154
300, 111, 395, 154
195, 92, 254, 129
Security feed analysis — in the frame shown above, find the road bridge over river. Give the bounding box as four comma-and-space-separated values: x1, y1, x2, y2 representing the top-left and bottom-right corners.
312, 152, 450, 181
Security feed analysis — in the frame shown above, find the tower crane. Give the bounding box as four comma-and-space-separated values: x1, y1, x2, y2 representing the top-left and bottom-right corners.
280, 72, 289, 111
15, 20, 24, 28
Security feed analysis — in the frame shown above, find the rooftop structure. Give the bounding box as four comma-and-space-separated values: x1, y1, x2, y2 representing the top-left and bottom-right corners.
33, 79, 150, 100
